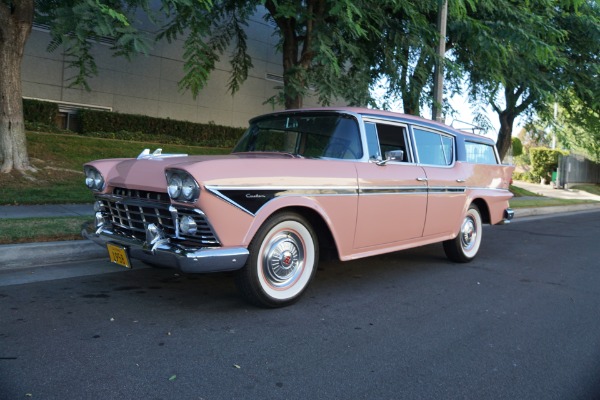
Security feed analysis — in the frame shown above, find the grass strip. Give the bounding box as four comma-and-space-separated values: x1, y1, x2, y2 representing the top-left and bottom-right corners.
0, 216, 91, 244
509, 185, 541, 197
509, 198, 593, 208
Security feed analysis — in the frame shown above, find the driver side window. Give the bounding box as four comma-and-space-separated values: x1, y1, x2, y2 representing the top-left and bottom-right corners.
364, 122, 410, 162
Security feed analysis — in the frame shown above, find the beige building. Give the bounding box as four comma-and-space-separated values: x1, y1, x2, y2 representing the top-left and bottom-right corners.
21, 9, 333, 129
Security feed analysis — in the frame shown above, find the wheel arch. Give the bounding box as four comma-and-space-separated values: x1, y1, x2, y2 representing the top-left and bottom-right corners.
470, 198, 491, 224
246, 204, 340, 262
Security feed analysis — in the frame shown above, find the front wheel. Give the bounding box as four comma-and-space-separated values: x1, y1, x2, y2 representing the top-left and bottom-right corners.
235, 212, 319, 308
443, 204, 483, 263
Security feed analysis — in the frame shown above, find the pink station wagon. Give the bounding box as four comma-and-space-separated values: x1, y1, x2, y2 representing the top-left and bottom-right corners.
83, 107, 514, 307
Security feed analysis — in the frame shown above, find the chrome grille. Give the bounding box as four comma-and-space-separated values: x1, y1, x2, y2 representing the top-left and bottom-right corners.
97, 189, 219, 246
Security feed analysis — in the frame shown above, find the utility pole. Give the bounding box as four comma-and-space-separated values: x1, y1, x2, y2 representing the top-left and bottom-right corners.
432, 0, 448, 122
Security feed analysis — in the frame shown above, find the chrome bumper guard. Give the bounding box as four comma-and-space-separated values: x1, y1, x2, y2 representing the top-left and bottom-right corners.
500, 208, 515, 224
82, 222, 248, 273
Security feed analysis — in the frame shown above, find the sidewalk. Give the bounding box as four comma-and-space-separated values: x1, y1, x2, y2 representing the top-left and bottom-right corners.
1, 184, 600, 271
511, 180, 600, 202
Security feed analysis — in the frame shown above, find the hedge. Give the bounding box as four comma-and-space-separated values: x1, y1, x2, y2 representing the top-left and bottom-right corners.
23, 99, 58, 125
79, 109, 245, 148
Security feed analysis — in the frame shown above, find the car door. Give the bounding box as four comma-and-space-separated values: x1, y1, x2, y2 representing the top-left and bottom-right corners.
354, 120, 427, 249
411, 126, 467, 237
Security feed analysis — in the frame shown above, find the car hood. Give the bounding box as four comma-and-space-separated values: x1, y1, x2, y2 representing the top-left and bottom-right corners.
87, 153, 303, 193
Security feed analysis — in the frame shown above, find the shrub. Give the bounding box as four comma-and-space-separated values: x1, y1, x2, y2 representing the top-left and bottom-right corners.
530, 147, 568, 182
23, 99, 58, 125
512, 171, 536, 183
511, 137, 523, 157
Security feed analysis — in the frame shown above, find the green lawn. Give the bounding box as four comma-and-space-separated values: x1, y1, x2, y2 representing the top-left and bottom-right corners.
0, 132, 230, 205
570, 184, 600, 196
0, 216, 90, 244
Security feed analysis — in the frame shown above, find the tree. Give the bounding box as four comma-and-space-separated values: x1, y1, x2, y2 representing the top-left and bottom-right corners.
362, 0, 439, 115
454, 0, 600, 161
262, 0, 376, 109
0, 0, 388, 173
1, 0, 172, 173
0, 0, 34, 173
363, 0, 486, 116
544, 98, 600, 162
170, 0, 380, 109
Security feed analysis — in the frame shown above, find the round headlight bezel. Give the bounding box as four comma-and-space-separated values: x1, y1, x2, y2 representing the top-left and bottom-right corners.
84, 166, 105, 191
166, 170, 200, 203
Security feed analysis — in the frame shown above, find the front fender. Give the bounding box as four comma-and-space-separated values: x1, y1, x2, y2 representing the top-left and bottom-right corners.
244, 194, 359, 259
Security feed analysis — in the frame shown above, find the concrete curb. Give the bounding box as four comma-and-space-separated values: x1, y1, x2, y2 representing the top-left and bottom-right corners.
513, 203, 600, 218
2, 204, 600, 272
1, 240, 107, 271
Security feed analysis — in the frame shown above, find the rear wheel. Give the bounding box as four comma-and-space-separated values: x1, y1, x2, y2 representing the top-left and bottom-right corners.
235, 212, 318, 308
443, 204, 482, 263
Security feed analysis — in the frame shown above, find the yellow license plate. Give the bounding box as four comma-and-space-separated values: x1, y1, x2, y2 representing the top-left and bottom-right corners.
107, 243, 131, 269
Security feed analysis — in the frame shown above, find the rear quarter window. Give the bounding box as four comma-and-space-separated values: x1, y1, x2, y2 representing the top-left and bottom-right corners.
465, 142, 498, 164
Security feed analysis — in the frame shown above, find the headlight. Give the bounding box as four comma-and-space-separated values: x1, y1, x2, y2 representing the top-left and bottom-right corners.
181, 176, 197, 201
84, 166, 105, 191
166, 170, 200, 202
167, 174, 183, 198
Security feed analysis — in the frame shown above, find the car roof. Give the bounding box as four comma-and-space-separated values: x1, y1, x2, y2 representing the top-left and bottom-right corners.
252, 107, 494, 144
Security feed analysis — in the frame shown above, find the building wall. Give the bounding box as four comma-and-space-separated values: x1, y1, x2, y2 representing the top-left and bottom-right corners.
21, 9, 338, 128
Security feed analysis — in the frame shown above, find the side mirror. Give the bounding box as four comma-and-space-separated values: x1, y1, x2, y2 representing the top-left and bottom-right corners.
385, 150, 404, 162
377, 149, 404, 166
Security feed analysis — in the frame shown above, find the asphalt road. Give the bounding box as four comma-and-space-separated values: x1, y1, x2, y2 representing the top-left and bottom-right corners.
1, 211, 599, 400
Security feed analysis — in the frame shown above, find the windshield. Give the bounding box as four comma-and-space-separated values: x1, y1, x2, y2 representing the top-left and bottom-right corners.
233, 113, 363, 160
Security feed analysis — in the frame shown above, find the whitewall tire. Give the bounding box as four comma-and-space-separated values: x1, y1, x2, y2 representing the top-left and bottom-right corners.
443, 204, 483, 263
235, 212, 318, 307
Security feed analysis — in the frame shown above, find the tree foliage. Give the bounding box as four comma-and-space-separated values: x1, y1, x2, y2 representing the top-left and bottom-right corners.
452, 0, 600, 161
229, 0, 385, 109
2, 0, 599, 173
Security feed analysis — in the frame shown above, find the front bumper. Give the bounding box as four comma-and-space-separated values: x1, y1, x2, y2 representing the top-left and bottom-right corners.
82, 221, 248, 273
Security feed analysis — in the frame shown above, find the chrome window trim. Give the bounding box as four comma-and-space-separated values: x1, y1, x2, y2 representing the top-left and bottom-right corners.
362, 117, 416, 164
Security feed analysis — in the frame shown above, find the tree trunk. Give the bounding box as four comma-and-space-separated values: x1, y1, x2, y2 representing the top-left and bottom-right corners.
265, 0, 314, 110
496, 110, 516, 162
0, 0, 34, 173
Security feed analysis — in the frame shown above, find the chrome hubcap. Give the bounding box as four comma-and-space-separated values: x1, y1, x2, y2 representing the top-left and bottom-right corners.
262, 232, 304, 288
460, 217, 477, 251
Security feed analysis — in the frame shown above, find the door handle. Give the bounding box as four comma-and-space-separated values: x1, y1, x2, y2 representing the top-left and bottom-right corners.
416, 177, 428, 182
456, 179, 466, 183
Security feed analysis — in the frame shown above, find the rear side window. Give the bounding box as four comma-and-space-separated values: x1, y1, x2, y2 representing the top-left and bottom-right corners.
465, 142, 498, 164
413, 128, 454, 166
